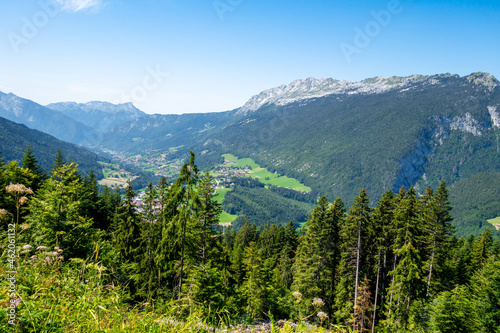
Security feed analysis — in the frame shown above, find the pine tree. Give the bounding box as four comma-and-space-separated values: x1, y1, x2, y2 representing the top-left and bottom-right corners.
371, 190, 395, 331
176, 151, 199, 297
294, 196, 345, 318
195, 172, 222, 265
52, 149, 65, 173
25, 163, 96, 258
384, 187, 426, 330
420, 181, 454, 297
469, 228, 494, 274
21, 145, 45, 191
231, 219, 258, 285
112, 180, 141, 265
470, 255, 500, 331
353, 277, 374, 332
241, 242, 269, 319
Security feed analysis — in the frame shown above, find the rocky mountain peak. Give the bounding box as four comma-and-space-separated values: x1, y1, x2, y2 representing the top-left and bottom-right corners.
237, 72, 497, 114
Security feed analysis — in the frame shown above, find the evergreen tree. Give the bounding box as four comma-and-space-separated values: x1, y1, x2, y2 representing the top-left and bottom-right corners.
21, 145, 45, 191
195, 172, 222, 265
470, 255, 500, 331
469, 228, 494, 274
371, 190, 395, 331
293, 196, 344, 319
384, 187, 426, 330
420, 181, 454, 297
25, 163, 97, 258
176, 151, 199, 296
429, 285, 478, 332
52, 149, 65, 173
231, 219, 258, 285
334, 190, 372, 326
112, 181, 141, 265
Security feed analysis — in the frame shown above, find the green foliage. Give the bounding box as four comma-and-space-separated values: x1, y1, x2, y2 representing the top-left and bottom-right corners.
1, 150, 499, 332
429, 286, 478, 332
24, 163, 99, 259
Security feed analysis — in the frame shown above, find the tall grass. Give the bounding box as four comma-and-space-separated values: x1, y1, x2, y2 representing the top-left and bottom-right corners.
1, 245, 348, 332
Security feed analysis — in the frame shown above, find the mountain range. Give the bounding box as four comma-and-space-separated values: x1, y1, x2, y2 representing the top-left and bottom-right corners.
0, 72, 499, 235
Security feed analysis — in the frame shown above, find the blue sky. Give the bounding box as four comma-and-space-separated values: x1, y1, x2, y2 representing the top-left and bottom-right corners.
0, 0, 499, 114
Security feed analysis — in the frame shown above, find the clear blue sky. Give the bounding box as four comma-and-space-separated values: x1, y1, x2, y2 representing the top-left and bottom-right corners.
0, 0, 499, 114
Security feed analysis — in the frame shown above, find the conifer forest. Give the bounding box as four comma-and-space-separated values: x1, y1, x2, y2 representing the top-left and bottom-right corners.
1, 148, 499, 332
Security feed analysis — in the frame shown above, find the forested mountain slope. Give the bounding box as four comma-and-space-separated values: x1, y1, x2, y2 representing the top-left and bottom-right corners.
0, 116, 108, 177
97, 72, 500, 234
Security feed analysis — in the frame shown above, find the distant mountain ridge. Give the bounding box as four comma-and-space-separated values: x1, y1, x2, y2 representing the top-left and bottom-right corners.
0, 92, 99, 146
46, 101, 147, 132
238, 72, 499, 114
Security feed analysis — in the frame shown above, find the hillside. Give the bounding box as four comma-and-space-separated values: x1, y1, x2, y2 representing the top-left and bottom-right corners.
0, 116, 108, 177
94, 72, 500, 234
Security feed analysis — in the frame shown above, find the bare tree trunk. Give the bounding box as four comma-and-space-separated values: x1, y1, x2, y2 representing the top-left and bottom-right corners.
388, 253, 397, 315
178, 187, 190, 298
380, 251, 387, 313
353, 220, 362, 329
372, 251, 382, 333
426, 249, 435, 297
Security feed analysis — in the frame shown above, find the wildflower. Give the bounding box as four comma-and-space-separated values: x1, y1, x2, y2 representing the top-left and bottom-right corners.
22, 245, 32, 250
30, 255, 38, 260
36, 246, 48, 250
6, 184, 33, 195
142, 302, 150, 306
45, 256, 53, 263
317, 311, 328, 322
292, 291, 302, 302
0, 209, 9, 216
20, 224, 29, 230
19, 197, 28, 206
312, 297, 325, 308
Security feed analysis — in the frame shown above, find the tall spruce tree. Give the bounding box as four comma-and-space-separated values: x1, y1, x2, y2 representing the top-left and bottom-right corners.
176, 151, 199, 296
384, 187, 426, 330
26, 163, 96, 259
293, 196, 344, 318
371, 190, 395, 332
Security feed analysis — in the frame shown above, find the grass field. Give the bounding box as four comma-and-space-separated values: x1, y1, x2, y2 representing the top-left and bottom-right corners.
219, 210, 238, 223
221, 154, 311, 192
215, 188, 232, 204
214, 188, 237, 224
99, 177, 131, 188
488, 216, 500, 230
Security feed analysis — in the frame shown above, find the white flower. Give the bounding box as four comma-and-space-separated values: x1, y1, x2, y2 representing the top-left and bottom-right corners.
317, 311, 328, 321
6, 184, 33, 195
292, 291, 302, 302
312, 297, 325, 307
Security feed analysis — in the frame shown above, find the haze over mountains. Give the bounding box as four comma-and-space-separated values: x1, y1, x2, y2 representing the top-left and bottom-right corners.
1, 72, 499, 235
